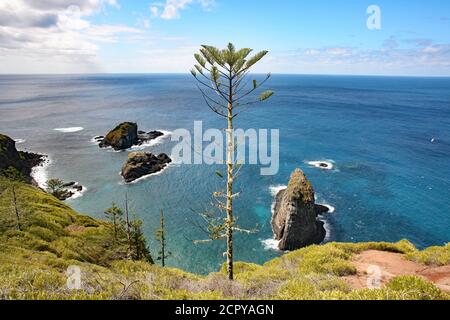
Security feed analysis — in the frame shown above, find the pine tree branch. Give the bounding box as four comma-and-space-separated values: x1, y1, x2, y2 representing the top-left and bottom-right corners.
232, 225, 259, 234
197, 85, 228, 110
196, 65, 231, 88
235, 74, 271, 103
192, 74, 225, 94
234, 73, 252, 95
199, 93, 228, 118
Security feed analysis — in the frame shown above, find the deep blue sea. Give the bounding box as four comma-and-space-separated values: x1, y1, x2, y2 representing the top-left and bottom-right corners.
0, 74, 449, 274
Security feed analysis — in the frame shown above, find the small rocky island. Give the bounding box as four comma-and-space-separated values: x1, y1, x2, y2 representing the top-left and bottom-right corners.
0, 134, 45, 185
47, 180, 84, 201
121, 152, 172, 183
271, 168, 328, 251
96, 122, 164, 151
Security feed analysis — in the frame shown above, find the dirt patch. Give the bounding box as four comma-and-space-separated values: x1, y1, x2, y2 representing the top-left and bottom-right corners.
344, 250, 450, 292
66, 225, 86, 233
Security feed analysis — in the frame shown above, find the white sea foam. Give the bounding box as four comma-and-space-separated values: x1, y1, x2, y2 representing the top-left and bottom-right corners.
54, 127, 84, 133
269, 184, 287, 197
269, 185, 287, 215
95, 130, 172, 151
90, 136, 103, 144
130, 130, 173, 150
31, 158, 51, 189
305, 160, 335, 171
67, 186, 87, 200
315, 196, 336, 214
14, 138, 26, 144
322, 204, 336, 213
261, 238, 281, 251
313, 193, 334, 242
319, 217, 332, 242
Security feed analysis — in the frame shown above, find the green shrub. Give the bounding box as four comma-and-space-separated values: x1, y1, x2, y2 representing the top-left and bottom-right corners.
407, 244, 450, 266
27, 226, 58, 242
1, 178, 449, 301
387, 275, 448, 300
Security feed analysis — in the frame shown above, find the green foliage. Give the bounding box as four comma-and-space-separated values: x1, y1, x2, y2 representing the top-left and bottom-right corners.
155, 210, 171, 267
130, 218, 153, 263
191, 43, 274, 281
46, 178, 70, 200
0, 177, 448, 300
104, 202, 124, 241
286, 169, 315, 202
220, 261, 262, 277
386, 276, 448, 300
260, 90, 274, 101
0, 167, 26, 182
0, 134, 9, 156
104, 122, 136, 145
0, 178, 130, 266
406, 243, 450, 266
276, 275, 350, 300
245, 50, 268, 69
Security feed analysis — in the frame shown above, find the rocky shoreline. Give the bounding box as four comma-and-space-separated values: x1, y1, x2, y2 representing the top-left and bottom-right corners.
97, 122, 165, 151
271, 168, 329, 251
58, 181, 85, 200
121, 152, 172, 183
0, 134, 46, 185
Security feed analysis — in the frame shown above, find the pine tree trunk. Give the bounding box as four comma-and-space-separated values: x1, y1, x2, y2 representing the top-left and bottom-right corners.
113, 214, 117, 241
161, 212, 165, 267
226, 101, 234, 280
11, 185, 21, 231
125, 193, 132, 259
134, 228, 140, 260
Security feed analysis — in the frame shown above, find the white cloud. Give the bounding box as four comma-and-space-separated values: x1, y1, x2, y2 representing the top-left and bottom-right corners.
304, 49, 320, 56
326, 47, 352, 56
259, 43, 450, 76
153, 0, 214, 20
0, 0, 140, 73
150, 6, 159, 17
160, 0, 192, 19
383, 36, 399, 49
422, 46, 441, 54
106, 45, 199, 73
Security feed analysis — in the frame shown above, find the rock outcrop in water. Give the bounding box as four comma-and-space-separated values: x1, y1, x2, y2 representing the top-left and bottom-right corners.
121, 152, 171, 183
53, 181, 84, 201
272, 168, 326, 251
99, 122, 138, 150
99, 122, 164, 151
0, 133, 45, 185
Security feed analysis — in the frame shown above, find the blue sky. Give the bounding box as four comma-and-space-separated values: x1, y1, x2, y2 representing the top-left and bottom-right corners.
1, 0, 449, 75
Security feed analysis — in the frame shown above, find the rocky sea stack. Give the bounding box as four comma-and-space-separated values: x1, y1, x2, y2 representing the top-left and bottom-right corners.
121, 152, 172, 183
272, 168, 326, 251
0, 134, 45, 184
98, 122, 164, 151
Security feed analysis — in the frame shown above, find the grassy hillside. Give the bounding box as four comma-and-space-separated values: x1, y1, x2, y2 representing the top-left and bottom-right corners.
0, 177, 448, 300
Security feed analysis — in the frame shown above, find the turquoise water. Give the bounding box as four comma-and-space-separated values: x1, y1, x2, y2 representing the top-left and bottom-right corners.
1, 74, 449, 274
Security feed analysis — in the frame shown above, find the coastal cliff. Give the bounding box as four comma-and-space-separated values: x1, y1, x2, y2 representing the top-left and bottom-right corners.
0, 177, 448, 300
0, 134, 44, 184
272, 168, 326, 250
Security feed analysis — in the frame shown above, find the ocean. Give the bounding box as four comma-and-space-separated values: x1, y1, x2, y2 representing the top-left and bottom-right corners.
0, 74, 449, 274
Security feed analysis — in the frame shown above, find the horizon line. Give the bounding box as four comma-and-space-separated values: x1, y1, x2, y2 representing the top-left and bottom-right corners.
1, 72, 450, 79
